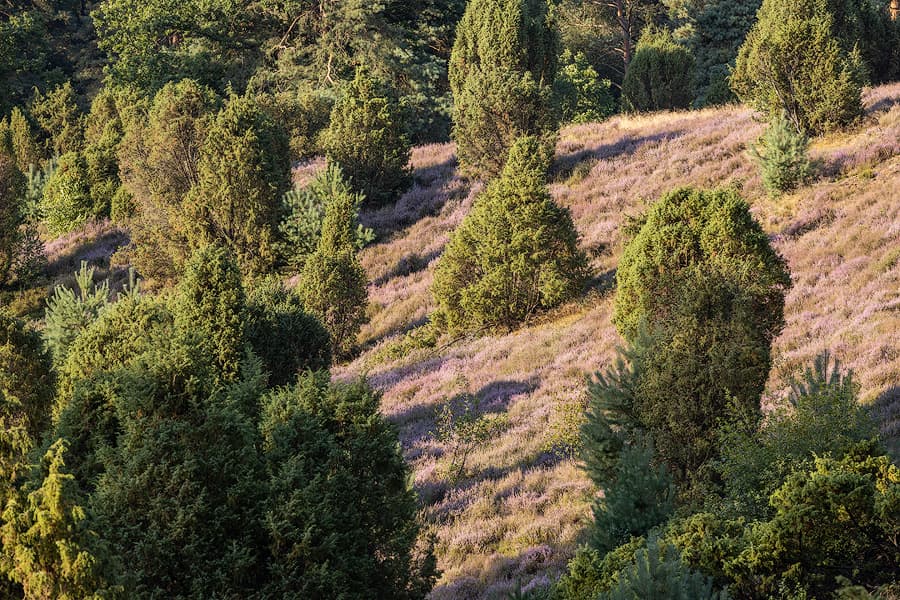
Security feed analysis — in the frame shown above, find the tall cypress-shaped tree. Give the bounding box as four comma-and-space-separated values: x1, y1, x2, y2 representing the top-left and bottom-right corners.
187, 95, 291, 276
432, 136, 588, 332
0, 156, 25, 287
449, 0, 559, 180
321, 68, 412, 207
731, 0, 863, 134
298, 170, 369, 359
119, 79, 219, 280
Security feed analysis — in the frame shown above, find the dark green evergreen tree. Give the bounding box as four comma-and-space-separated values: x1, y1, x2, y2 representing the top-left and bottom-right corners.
119, 79, 219, 280
610, 186, 790, 485
432, 136, 589, 332
449, 0, 560, 179
321, 68, 412, 207
0, 156, 26, 288
186, 94, 291, 275
297, 170, 369, 359
621, 29, 694, 113
731, 0, 864, 134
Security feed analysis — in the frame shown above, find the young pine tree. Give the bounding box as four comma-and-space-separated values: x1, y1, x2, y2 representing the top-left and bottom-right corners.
432, 136, 589, 332
731, 0, 864, 134
449, 0, 559, 179
297, 174, 369, 359
749, 113, 814, 196
321, 68, 412, 207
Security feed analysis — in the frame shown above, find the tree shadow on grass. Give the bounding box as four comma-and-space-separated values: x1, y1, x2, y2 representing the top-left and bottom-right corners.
552, 129, 686, 182
359, 155, 467, 237
868, 385, 900, 463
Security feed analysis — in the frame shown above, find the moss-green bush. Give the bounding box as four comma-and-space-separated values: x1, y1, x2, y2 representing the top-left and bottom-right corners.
622, 29, 695, 113
449, 0, 559, 179
321, 68, 411, 206
731, 0, 864, 134
432, 136, 589, 332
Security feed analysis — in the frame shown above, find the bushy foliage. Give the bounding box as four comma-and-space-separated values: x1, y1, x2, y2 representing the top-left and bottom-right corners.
433, 136, 589, 332
43, 263, 111, 368
555, 538, 647, 600
245, 278, 331, 387
449, 0, 559, 179
686, 0, 761, 106
590, 440, 674, 554
186, 94, 291, 275
0, 309, 54, 496
29, 82, 83, 157
0, 440, 121, 600
607, 187, 790, 485
0, 155, 26, 287
297, 170, 369, 359
40, 152, 92, 236
256, 89, 334, 161
614, 185, 790, 358
602, 539, 729, 600
731, 0, 864, 134
15, 244, 434, 599
278, 165, 375, 270
556, 50, 617, 124
749, 113, 814, 196
81, 88, 135, 221
260, 375, 437, 598
4, 108, 43, 173
719, 352, 877, 517
321, 69, 412, 206
119, 79, 218, 280
621, 29, 694, 113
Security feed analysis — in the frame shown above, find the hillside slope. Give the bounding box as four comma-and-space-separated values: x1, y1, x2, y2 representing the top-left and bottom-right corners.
332, 85, 900, 599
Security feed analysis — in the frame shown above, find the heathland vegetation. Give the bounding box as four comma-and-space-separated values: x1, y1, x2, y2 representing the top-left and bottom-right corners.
0, 0, 899, 598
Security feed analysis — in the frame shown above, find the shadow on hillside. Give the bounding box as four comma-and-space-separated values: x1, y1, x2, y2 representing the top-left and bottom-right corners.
869, 385, 900, 463
866, 95, 900, 115
552, 129, 686, 182
372, 249, 442, 287
359, 155, 466, 237
46, 228, 130, 278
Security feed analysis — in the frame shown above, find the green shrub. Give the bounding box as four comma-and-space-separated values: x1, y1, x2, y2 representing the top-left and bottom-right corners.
591, 440, 674, 553
731, 0, 864, 134
725, 443, 900, 598
719, 351, 877, 517
432, 136, 589, 332
278, 164, 375, 270
435, 393, 509, 481
29, 82, 83, 157
622, 29, 695, 113
81, 88, 135, 220
0, 309, 54, 494
0, 155, 26, 287
7, 108, 43, 172
556, 50, 617, 124
258, 89, 335, 161
611, 186, 790, 485
602, 538, 730, 600
297, 176, 369, 359
185, 94, 291, 276
43, 262, 111, 367
321, 68, 412, 206
245, 278, 331, 387
449, 0, 559, 179
40, 151, 91, 236
749, 113, 814, 196
556, 539, 647, 600
119, 79, 218, 280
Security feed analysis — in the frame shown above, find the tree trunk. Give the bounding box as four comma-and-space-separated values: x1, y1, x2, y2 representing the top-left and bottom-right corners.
891, 0, 899, 21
